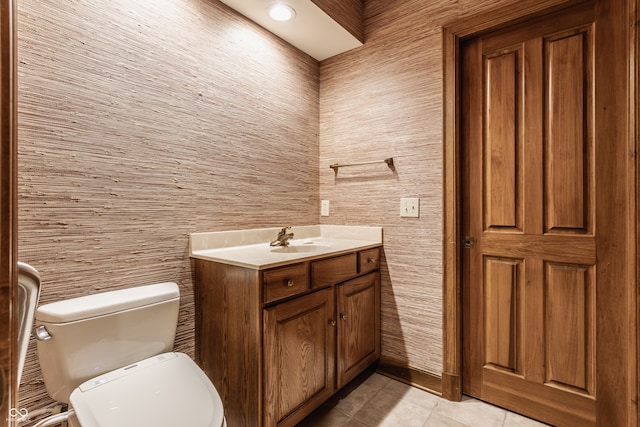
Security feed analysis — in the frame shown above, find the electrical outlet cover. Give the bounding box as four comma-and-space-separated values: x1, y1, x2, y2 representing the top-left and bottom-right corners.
321, 200, 330, 216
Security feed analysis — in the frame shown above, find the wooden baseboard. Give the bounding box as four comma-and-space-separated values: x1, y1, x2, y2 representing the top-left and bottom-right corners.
441, 371, 462, 401
376, 359, 442, 397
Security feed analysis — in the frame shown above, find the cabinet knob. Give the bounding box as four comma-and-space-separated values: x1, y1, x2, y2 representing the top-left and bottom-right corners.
340, 312, 347, 320
328, 319, 336, 327
367, 257, 376, 264
286, 279, 294, 287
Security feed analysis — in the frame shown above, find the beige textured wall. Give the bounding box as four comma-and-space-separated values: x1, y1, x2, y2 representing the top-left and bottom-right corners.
17, 0, 319, 409
319, 0, 515, 377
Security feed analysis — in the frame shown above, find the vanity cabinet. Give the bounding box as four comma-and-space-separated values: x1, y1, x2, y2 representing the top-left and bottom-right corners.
193, 246, 381, 427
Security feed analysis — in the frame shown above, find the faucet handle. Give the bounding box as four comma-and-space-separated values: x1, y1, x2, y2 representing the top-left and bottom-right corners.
278, 226, 291, 237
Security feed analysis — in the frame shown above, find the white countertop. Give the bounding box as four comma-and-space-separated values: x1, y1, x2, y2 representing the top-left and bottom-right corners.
189, 225, 382, 269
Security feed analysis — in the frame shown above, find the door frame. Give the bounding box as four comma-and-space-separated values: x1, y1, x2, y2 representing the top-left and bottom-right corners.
0, 0, 17, 426
441, 0, 638, 424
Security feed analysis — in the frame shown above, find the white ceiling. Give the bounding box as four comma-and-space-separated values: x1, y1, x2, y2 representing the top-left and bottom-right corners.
219, 0, 363, 61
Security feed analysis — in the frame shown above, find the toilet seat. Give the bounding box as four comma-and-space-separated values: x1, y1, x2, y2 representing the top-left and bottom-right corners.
69, 352, 225, 427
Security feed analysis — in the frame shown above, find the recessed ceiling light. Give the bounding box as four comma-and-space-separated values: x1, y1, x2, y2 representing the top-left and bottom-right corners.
268, 3, 296, 22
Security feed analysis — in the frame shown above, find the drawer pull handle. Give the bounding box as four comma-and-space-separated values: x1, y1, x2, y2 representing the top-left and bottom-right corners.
340, 313, 347, 320
286, 280, 294, 287
367, 257, 376, 264
329, 319, 336, 327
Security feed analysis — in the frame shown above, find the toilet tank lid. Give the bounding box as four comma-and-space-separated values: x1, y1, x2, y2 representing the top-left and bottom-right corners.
35, 282, 179, 323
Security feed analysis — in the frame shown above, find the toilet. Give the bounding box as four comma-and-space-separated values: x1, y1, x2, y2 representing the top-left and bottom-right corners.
34, 282, 225, 427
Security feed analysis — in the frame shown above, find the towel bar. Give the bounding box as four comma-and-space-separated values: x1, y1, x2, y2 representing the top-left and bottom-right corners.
329, 157, 394, 172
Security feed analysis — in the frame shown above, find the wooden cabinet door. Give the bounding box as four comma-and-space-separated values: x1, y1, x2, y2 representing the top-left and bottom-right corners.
336, 272, 380, 389
461, 3, 615, 426
263, 288, 335, 427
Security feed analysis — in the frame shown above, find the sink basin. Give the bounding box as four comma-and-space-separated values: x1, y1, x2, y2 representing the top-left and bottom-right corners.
270, 244, 330, 253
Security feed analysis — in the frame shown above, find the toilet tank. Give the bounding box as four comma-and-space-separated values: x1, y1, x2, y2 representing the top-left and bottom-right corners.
35, 282, 180, 404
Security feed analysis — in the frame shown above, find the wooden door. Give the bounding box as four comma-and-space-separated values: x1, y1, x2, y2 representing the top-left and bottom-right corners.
263, 288, 335, 427
336, 272, 380, 389
461, 3, 603, 426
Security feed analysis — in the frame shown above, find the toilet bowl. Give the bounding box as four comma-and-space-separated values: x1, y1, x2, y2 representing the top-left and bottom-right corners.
34, 282, 225, 427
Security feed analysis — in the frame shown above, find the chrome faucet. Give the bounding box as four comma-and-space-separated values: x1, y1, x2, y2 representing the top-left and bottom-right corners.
270, 227, 294, 247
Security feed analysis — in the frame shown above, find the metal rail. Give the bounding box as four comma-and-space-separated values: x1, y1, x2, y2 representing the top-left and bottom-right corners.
329, 157, 394, 172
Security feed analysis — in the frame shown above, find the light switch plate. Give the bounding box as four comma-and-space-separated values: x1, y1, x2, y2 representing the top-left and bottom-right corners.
400, 198, 420, 218
321, 200, 330, 216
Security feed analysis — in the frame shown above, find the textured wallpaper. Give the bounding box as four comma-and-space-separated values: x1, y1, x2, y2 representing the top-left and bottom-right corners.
17, 0, 318, 409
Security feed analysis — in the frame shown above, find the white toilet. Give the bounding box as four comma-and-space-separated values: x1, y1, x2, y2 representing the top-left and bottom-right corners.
34, 282, 225, 427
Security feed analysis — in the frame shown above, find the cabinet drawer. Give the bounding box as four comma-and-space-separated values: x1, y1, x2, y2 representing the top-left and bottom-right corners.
263, 263, 309, 304
358, 247, 380, 274
311, 253, 357, 288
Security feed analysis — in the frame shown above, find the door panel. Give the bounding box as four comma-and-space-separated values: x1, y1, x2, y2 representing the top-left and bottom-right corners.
483, 257, 522, 373
485, 49, 521, 230
462, 3, 598, 426
545, 29, 593, 233
544, 263, 595, 394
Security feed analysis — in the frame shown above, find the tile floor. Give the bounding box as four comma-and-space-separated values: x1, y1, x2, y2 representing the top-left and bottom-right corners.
298, 372, 550, 427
